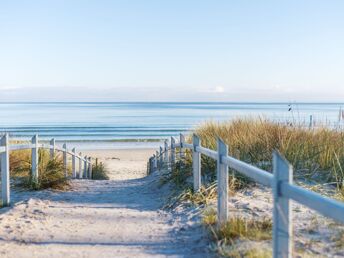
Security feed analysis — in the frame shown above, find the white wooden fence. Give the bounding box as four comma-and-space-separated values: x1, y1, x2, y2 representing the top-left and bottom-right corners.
148, 133, 344, 258
0, 133, 93, 207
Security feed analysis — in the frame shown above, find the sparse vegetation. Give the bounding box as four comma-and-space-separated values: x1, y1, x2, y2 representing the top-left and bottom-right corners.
92, 160, 109, 180
159, 118, 344, 257
10, 149, 68, 190
202, 208, 272, 258
203, 211, 272, 241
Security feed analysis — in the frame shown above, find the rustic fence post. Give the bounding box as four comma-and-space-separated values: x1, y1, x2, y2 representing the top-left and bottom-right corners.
1, 134, 10, 206
84, 156, 88, 178
50, 138, 55, 159
155, 154, 158, 170
156, 151, 159, 170
79, 153, 83, 179
149, 157, 153, 174
164, 140, 169, 164
63, 143, 68, 177
159, 146, 163, 168
72, 148, 77, 178
217, 138, 228, 226
88, 157, 92, 179
171, 137, 176, 165
31, 135, 39, 183
273, 151, 293, 258
180, 133, 185, 160
192, 134, 201, 192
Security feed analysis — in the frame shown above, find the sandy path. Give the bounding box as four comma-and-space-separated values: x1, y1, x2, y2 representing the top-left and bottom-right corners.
0, 149, 208, 258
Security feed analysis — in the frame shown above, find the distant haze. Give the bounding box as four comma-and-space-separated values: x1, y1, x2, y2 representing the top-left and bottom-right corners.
0, 1, 343, 102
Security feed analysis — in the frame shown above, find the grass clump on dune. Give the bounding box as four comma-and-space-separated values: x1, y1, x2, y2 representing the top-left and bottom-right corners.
202, 209, 272, 241
202, 209, 272, 258
92, 160, 109, 180
194, 118, 344, 188
161, 118, 344, 257
10, 149, 68, 190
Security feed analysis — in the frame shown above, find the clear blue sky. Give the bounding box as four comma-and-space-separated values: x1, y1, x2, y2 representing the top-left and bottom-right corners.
0, 0, 343, 101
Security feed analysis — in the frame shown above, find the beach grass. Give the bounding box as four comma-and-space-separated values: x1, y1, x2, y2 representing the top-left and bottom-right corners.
191, 118, 344, 188
160, 118, 344, 257
202, 208, 272, 258
91, 160, 109, 180
10, 149, 68, 190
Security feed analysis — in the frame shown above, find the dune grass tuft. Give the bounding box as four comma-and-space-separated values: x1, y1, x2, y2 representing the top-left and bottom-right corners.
203, 208, 272, 258
92, 161, 109, 180
193, 118, 344, 188
10, 149, 68, 190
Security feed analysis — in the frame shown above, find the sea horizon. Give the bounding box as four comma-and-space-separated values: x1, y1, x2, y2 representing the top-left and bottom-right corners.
0, 101, 343, 149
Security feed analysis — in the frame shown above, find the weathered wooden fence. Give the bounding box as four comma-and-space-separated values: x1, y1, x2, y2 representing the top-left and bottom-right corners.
0, 133, 93, 207
148, 134, 344, 258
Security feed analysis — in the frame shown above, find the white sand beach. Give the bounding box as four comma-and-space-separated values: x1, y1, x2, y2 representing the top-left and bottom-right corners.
0, 149, 209, 258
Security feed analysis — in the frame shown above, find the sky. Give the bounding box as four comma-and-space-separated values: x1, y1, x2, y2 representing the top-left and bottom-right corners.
0, 0, 344, 102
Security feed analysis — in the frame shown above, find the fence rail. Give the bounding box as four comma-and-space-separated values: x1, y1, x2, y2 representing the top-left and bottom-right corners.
148, 134, 344, 258
0, 134, 93, 207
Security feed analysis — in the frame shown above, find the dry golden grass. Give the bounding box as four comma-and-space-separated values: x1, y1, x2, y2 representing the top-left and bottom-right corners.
203, 209, 272, 258
193, 118, 344, 187
10, 149, 68, 190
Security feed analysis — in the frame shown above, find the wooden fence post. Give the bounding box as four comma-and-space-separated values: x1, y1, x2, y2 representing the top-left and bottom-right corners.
1, 134, 10, 206
154, 154, 158, 170
159, 146, 163, 168
171, 137, 176, 165
273, 151, 293, 258
217, 138, 228, 225
156, 151, 159, 169
88, 157, 92, 179
180, 133, 185, 160
192, 134, 201, 192
164, 140, 169, 164
31, 135, 39, 183
50, 138, 55, 159
63, 143, 68, 177
72, 148, 77, 178
84, 156, 87, 178
79, 153, 83, 179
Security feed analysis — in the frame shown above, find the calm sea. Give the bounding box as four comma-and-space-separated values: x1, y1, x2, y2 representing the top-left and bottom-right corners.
0, 102, 342, 149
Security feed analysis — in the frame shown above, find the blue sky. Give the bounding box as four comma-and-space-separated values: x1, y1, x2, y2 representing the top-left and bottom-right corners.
0, 1, 343, 101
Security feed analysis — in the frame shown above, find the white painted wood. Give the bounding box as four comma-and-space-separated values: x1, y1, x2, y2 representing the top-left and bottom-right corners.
63, 143, 68, 177
196, 146, 218, 160
182, 143, 193, 149
84, 156, 88, 178
192, 134, 201, 192
1, 134, 10, 206
50, 138, 55, 159
159, 146, 163, 168
164, 140, 169, 164
155, 151, 160, 170
217, 138, 228, 225
88, 157, 92, 179
79, 153, 83, 179
72, 148, 77, 178
171, 137, 176, 165
222, 156, 273, 187
31, 135, 39, 183
273, 151, 293, 258
179, 133, 185, 160
153, 154, 157, 170
281, 182, 344, 224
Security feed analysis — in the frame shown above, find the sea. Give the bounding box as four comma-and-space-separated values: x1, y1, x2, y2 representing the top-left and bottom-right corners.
0, 102, 343, 149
